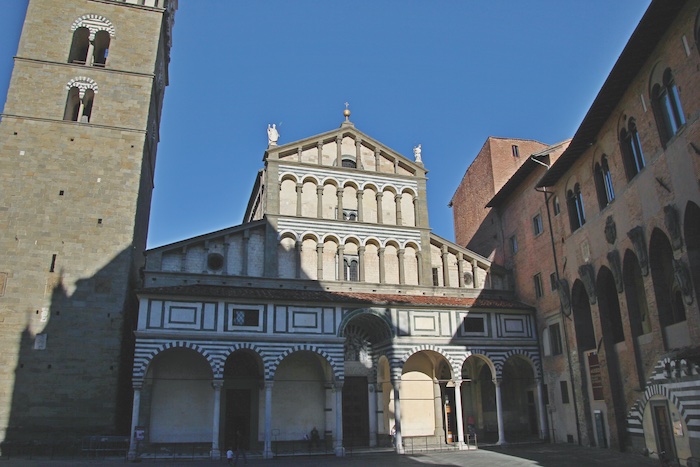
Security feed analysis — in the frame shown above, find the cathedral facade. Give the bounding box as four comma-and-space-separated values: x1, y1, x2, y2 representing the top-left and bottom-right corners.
130, 115, 545, 458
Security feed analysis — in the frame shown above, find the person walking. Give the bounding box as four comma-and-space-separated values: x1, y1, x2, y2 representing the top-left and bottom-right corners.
234, 429, 247, 465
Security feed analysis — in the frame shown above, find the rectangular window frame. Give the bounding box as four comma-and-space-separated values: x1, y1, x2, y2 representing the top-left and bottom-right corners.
533, 213, 543, 236
509, 235, 518, 254
534, 273, 543, 299
560, 380, 570, 404
549, 322, 563, 356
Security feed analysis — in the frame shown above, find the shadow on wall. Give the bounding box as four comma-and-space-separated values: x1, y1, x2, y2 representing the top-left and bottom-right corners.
2, 247, 139, 447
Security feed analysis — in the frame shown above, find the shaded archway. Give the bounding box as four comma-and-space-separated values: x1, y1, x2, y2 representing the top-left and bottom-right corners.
500, 355, 538, 440
650, 228, 686, 348
684, 201, 700, 306
271, 351, 335, 442
142, 348, 214, 443
596, 267, 628, 451
461, 355, 496, 442
571, 280, 596, 445
623, 249, 651, 387
222, 350, 264, 452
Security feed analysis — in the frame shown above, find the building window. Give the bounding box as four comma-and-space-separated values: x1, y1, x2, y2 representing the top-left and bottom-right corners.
550, 272, 558, 291
560, 381, 570, 404
549, 323, 563, 355
432, 267, 440, 286
342, 209, 358, 221
512, 145, 520, 158
652, 68, 686, 146
207, 253, 224, 271
233, 309, 259, 327
534, 273, 543, 299
68, 27, 90, 64
620, 118, 645, 180
552, 196, 561, 216
594, 156, 615, 210
566, 183, 585, 232
533, 214, 543, 236
64, 87, 95, 122
341, 158, 357, 168
509, 235, 518, 254
344, 256, 359, 281
463, 316, 485, 333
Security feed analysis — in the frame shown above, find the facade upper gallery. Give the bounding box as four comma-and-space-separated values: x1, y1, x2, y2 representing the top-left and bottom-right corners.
0, 0, 698, 464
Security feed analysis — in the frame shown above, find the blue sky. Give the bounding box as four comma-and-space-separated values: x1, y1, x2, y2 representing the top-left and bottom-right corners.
0, 1, 651, 248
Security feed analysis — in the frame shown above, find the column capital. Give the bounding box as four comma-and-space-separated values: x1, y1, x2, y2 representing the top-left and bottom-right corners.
334, 381, 344, 391
317, 185, 324, 194
394, 193, 402, 202
133, 381, 143, 391
212, 380, 224, 389
358, 245, 366, 253
376, 192, 383, 200
265, 380, 274, 390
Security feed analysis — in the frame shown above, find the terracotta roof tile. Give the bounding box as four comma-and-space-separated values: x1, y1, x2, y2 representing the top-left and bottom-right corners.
138, 284, 532, 310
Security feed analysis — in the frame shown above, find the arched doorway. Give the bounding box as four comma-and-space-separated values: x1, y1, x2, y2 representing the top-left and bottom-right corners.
339, 309, 393, 447
684, 201, 700, 306
222, 350, 264, 452
143, 348, 214, 444
500, 355, 538, 441
461, 355, 496, 443
271, 351, 335, 446
623, 249, 651, 387
400, 350, 454, 445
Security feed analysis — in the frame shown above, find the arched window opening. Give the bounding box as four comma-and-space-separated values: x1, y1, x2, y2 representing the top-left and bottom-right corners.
64, 86, 96, 123
68, 27, 90, 64
63, 87, 81, 121
620, 118, 645, 180
93, 30, 111, 67
344, 257, 359, 282
594, 156, 615, 210
341, 158, 356, 169
652, 68, 686, 146
572, 280, 596, 352
567, 183, 585, 232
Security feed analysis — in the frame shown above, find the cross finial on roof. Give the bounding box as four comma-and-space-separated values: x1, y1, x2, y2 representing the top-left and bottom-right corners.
343, 102, 351, 122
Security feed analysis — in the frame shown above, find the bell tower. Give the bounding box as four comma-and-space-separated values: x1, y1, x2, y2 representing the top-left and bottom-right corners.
0, 0, 177, 442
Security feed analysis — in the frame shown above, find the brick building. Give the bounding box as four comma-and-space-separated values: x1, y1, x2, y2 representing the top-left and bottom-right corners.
0, 0, 176, 446
452, 0, 700, 462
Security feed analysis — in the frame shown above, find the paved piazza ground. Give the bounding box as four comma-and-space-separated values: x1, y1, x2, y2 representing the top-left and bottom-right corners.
0, 444, 664, 467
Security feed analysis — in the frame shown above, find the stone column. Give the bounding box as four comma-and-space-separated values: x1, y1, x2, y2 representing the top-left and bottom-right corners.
337, 244, 345, 281
211, 380, 223, 459
441, 246, 450, 287
317, 185, 324, 218
223, 239, 230, 275
398, 248, 406, 285
495, 379, 506, 445
86, 41, 95, 66
376, 192, 384, 224
358, 246, 366, 282
416, 250, 423, 284
395, 193, 403, 226
296, 183, 303, 216
374, 148, 381, 171
355, 138, 363, 169
316, 243, 324, 280
457, 253, 465, 288
433, 379, 444, 441
537, 378, 548, 440
472, 259, 479, 288
368, 383, 378, 447
357, 190, 364, 222
454, 379, 465, 448
413, 196, 419, 227
127, 383, 142, 461
337, 187, 344, 219
264, 381, 274, 458
378, 247, 386, 284
317, 141, 323, 165
295, 240, 303, 279
335, 382, 345, 456
393, 380, 404, 454
336, 136, 342, 165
